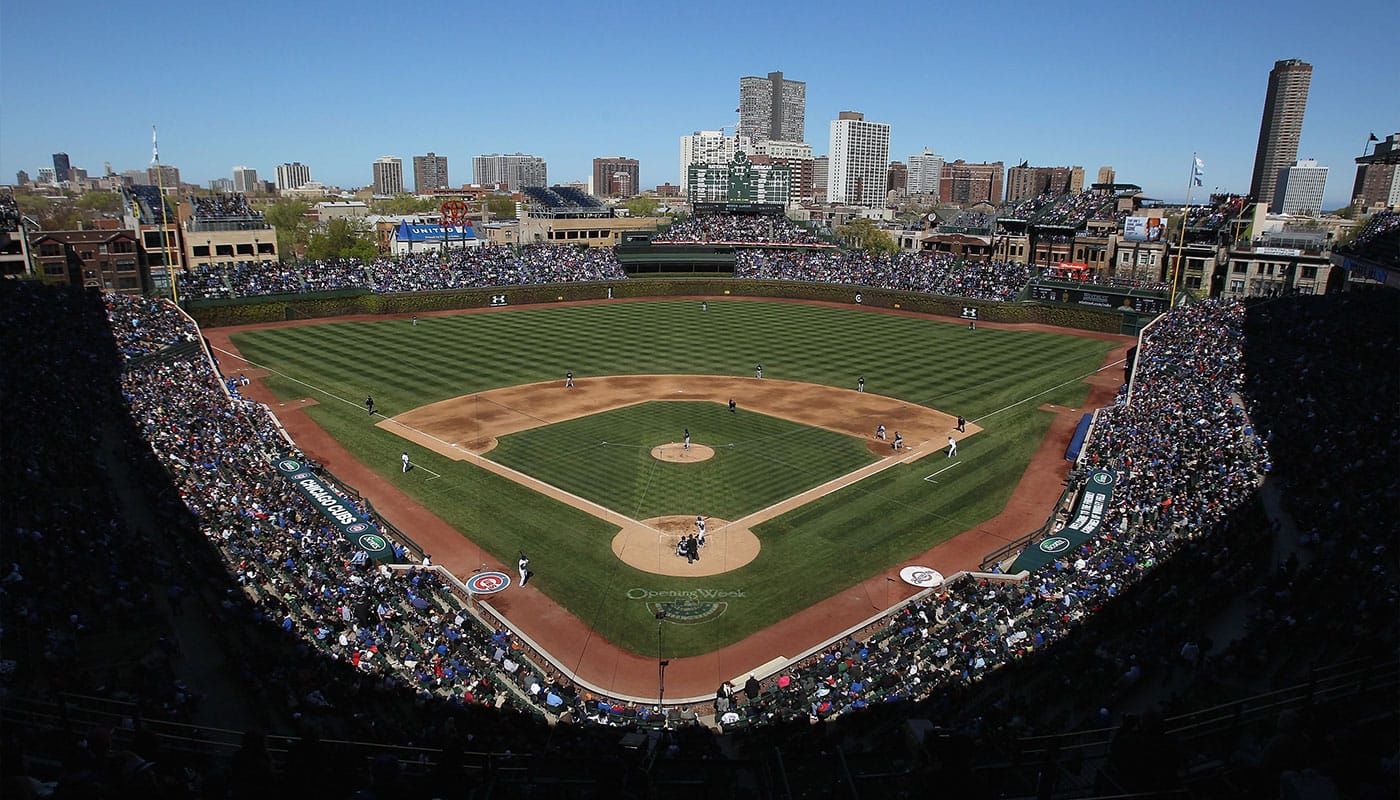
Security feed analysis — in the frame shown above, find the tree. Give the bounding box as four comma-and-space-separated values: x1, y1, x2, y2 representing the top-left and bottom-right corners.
625, 196, 659, 218
485, 196, 516, 220
264, 199, 313, 259
75, 191, 122, 213
836, 217, 899, 256
371, 195, 440, 215
305, 217, 377, 262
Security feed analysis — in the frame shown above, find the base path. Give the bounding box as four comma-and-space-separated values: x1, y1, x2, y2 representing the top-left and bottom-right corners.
203, 300, 1132, 703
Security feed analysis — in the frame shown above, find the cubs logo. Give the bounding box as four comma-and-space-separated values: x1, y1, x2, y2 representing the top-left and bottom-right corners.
277, 459, 301, 473
1092, 471, 1114, 485
645, 600, 727, 625
357, 533, 387, 553
854, 292, 863, 304
346, 522, 369, 534
466, 572, 511, 594
1038, 536, 1071, 554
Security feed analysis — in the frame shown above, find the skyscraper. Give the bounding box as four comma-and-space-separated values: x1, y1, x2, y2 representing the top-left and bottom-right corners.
1249, 59, 1312, 210
738, 71, 806, 144
1351, 133, 1400, 210
679, 132, 739, 194
907, 149, 944, 196
1271, 159, 1328, 216
232, 166, 259, 194
52, 153, 71, 184
276, 162, 311, 191
827, 112, 890, 207
473, 154, 547, 191
592, 157, 639, 198
373, 157, 404, 196
413, 153, 450, 193
1097, 166, 1116, 186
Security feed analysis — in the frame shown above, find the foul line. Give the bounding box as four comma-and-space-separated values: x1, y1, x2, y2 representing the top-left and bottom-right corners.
922, 461, 961, 482
972, 358, 1125, 424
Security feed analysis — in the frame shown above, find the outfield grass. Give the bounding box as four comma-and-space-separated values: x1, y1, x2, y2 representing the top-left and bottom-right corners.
231, 300, 1115, 657
489, 400, 876, 520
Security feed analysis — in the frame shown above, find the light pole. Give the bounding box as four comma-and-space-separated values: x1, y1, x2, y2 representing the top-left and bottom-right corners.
656, 610, 669, 721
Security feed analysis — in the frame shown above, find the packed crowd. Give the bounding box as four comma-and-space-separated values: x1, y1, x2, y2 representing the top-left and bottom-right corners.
1000, 192, 1060, 221
0, 189, 20, 230
724, 300, 1272, 730
938, 210, 995, 232
1335, 210, 1400, 263
1036, 190, 1115, 228
176, 245, 626, 300
4, 279, 1396, 794
735, 249, 1030, 301
190, 193, 260, 219
653, 214, 824, 246
1188, 195, 1248, 233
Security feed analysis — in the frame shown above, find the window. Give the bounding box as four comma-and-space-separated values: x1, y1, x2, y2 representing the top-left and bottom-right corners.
1233, 262, 1247, 273
40, 243, 62, 257
44, 264, 65, 276
193, 245, 211, 257
1302, 266, 1317, 280
1229, 279, 1244, 293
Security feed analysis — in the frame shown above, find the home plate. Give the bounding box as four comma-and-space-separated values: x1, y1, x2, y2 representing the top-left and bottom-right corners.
899, 566, 944, 588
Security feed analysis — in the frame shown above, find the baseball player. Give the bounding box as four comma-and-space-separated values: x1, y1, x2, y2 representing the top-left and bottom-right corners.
565, 371, 574, 388
365, 395, 375, 415
956, 415, 966, 433
876, 424, 886, 440
401, 451, 410, 473
702, 301, 708, 312
696, 516, 707, 546
947, 435, 958, 458
728, 398, 736, 413
683, 428, 691, 450
892, 432, 903, 451
755, 363, 763, 379
857, 375, 865, 392
412, 315, 418, 327
518, 553, 530, 586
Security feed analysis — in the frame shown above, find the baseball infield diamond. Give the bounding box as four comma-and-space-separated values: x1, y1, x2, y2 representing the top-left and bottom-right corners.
220, 298, 1124, 667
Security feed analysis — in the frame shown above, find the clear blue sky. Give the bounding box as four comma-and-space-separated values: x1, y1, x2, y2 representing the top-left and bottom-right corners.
2, 0, 1395, 209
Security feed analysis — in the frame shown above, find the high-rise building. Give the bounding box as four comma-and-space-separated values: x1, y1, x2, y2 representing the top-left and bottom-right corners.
147, 165, 180, 188
372, 157, 404, 196
827, 112, 890, 207
738, 71, 806, 144
679, 132, 740, 194
208, 178, 234, 192
592, 157, 640, 198
907, 149, 944, 196
1005, 165, 1085, 202
232, 166, 259, 194
751, 140, 814, 201
473, 153, 547, 191
276, 162, 311, 192
939, 160, 1004, 205
52, 153, 71, 184
812, 156, 829, 201
37, 168, 55, 184
1097, 166, 1116, 186
1249, 58, 1312, 210
15, 170, 29, 186
1271, 159, 1328, 216
886, 162, 908, 196
413, 153, 450, 193
1351, 133, 1400, 210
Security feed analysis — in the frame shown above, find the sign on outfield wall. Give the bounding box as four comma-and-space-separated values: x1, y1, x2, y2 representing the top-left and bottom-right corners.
273, 455, 396, 562
489, 294, 508, 306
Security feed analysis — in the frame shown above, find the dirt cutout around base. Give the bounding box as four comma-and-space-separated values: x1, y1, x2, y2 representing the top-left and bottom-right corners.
651, 443, 715, 463
611, 515, 756, 576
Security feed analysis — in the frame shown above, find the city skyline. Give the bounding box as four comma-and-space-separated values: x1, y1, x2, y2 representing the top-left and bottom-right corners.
1, 0, 1395, 210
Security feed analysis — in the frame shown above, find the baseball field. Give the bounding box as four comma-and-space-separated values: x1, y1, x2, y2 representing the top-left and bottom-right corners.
226, 299, 1117, 658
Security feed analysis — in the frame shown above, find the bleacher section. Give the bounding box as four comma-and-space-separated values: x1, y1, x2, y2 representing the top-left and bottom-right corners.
523, 186, 612, 219
125, 185, 175, 225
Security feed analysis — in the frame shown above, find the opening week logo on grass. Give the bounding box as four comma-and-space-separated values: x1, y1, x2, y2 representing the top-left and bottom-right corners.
629, 587, 746, 625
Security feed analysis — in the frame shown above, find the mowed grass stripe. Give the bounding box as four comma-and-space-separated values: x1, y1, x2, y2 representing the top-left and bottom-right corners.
232, 300, 1116, 656
488, 401, 875, 520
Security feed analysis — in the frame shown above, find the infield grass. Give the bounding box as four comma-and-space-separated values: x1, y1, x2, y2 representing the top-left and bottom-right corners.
230, 299, 1116, 658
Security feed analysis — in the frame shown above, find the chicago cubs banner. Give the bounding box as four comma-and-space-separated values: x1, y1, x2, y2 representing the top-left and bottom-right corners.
1010, 468, 1117, 574
273, 455, 395, 562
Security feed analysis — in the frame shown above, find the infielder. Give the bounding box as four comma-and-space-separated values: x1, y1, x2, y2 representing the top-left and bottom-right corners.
565, 371, 574, 388
857, 375, 865, 392
683, 428, 691, 450
876, 424, 886, 440
755, 363, 763, 379
947, 435, 958, 458
401, 451, 410, 473
696, 516, 707, 547
892, 432, 903, 451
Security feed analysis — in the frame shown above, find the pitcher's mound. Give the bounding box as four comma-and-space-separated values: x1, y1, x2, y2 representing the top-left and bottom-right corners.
651, 443, 715, 463
611, 515, 760, 576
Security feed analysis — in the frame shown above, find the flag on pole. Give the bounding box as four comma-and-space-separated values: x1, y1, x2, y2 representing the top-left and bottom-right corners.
151, 126, 159, 164
1191, 156, 1205, 187
1369, 132, 1380, 142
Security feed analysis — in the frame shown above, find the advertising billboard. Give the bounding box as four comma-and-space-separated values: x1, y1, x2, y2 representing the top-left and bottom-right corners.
1123, 216, 1166, 242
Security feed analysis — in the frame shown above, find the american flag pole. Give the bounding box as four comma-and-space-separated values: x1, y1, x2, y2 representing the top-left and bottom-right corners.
1169, 154, 1201, 308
